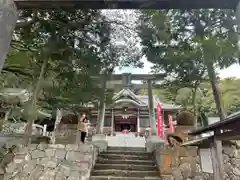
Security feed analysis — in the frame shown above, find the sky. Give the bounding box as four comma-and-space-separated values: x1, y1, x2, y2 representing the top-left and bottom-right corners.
116, 58, 240, 79
107, 10, 240, 79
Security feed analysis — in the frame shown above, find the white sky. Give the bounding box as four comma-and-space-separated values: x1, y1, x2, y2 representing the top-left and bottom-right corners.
107, 10, 240, 79
115, 59, 240, 79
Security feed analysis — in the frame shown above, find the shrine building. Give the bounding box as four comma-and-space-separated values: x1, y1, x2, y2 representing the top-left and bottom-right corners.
87, 73, 181, 136
90, 87, 181, 135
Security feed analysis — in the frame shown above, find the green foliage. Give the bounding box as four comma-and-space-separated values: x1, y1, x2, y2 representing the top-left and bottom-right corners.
138, 9, 240, 120
176, 111, 195, 126
151, 78, 240, 117
3, 9, 142, 120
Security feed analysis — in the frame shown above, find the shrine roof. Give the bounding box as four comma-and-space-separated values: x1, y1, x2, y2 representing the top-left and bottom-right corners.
112, 88, 181, 110
136, 95, 182, 110
112, 88, 147, 107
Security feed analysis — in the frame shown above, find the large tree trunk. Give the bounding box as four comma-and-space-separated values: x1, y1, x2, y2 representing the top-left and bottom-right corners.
206, 62, 225, 180
96, 75, 106, 134
206, 63, 226, 120
22, 58, 48, 146
191, 87, 197, 127
0, 1, 18, 72
236, 1, 240, 52
75, 112, 81, 144
0, 109, 10, 132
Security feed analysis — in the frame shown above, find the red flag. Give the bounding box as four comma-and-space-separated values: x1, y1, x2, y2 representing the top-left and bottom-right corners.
168, 114, 174, 133
157, 104, 163, 137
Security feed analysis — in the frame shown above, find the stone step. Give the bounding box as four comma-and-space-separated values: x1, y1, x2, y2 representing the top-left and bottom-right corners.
91, 169, 159, 177
96, 159, 155, 166
55, 137, 92, 144
94, 164, 157, 171
55, 137, 75, 144
98, 153, 153, 161
100, 151, 152, 156
107, 147, 146, 152
90, 176, 161, 180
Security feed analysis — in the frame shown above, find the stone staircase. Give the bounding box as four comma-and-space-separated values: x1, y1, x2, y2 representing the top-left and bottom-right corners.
90, 147, 161, 180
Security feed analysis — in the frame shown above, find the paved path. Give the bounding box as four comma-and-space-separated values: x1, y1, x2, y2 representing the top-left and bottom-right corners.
106, 133, 145, 148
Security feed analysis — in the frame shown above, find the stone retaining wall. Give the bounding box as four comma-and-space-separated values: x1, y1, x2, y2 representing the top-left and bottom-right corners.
155, 141, 240, 180
3, 143, 98, 180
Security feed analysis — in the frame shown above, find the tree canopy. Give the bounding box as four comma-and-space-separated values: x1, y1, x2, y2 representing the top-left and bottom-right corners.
138, 9, 240, 121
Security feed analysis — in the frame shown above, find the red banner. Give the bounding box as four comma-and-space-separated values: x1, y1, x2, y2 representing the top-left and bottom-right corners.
168, 114, 175, 133
157, 104, 163, 137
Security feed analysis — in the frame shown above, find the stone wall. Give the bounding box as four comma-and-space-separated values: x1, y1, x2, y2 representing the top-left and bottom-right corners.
155, 141, 240, 180
2, 143, 98, 180
56, 124, 77, 138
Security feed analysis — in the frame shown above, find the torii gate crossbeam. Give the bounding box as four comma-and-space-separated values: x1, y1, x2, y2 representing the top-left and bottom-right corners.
14, 0, 239, 9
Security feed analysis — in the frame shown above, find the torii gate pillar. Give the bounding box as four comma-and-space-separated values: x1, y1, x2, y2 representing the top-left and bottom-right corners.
147, 79, 157, 135
0, 0, 18, 71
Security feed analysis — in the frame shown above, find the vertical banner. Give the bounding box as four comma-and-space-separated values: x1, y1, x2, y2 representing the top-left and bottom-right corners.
157, 104, 163, 137
168, 114, 175, 133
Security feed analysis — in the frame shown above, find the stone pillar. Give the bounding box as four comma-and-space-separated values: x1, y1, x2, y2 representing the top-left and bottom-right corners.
93, 74, 108, 152
0, 0, 18, 71
111, 108, 114, 135
146, 79, 165, 152
147, 79, 157, 135
137, 108, 140, 135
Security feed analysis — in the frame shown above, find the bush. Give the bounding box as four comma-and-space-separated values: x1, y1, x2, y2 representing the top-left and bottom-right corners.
176, 111, 195, 126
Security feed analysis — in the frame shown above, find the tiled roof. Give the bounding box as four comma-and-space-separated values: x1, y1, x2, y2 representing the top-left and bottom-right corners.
112, 88, 181, 110
136, 95, 181, 110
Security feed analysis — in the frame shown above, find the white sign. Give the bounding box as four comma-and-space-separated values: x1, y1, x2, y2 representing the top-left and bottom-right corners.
199, 148, 213, 173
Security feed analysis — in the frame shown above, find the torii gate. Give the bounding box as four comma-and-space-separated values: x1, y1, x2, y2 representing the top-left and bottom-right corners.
92, 73, 165, 135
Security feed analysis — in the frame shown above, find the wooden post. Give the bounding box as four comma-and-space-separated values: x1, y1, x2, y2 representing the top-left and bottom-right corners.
211, 133, 224, 180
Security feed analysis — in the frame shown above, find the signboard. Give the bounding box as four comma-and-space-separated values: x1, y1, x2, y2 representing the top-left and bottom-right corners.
199, 148, 214, 173
157, 104, 163, 137
168, 114, 175, 133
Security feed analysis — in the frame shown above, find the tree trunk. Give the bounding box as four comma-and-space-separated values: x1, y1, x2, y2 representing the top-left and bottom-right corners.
0, 1, 18, 72
206, 63, 226, 120
192, 87, 197, 127
236, 1, 240, 51
75, 112, 81, 144
0, 110, 10, 131
22, 58, 48, 146
96, 74, 106, 134
206, 62, 225, 180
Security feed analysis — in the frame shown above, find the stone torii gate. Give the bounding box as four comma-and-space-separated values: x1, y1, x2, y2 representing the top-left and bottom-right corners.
91, 73, 167, 151
92, 73, 165, 136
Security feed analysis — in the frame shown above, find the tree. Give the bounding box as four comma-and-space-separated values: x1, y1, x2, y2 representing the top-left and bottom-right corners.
5, 9, 141, 144
9, 9, 116, 145
138, 11, 207, 125
138, 9, 239, 122
149, 78, 240, 127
